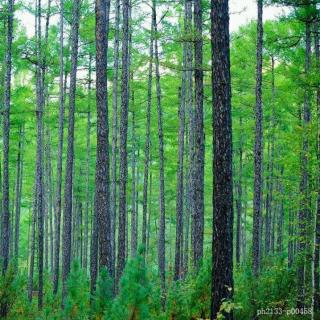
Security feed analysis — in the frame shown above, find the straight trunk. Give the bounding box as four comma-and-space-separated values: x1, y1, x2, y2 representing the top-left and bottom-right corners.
152, 0, 166, 298
95, 0, 112, 277
117, 0, 130, 284
313, 17, 320, 313
183, 0, 193, 276
14, 125, 24, 268
84, 54, 92, 271
297, 18, 312, 309
236, 117, 243, 266
265, 56, 275, 256
192, 0, 204, 270
142, 19, 153, 254
131, 110, 137, 257
252, 0, 263, 276
276, 167, 284, 254
1, 0, 14, 286
35, 0, 45, 308
110, 0, 120, 281
62, 0, 81, 303
27, 186, 37, 302
174, 86, 185, 280
53, 0, 65, 295
211, 0, 233, 319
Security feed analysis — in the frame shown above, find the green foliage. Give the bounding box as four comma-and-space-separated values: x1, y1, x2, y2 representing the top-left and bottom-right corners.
234, 258, 296, 319
91, 267, 113, 320
62, 260, 90, 320
111, 252, 151, 320
0, 263, 25, 317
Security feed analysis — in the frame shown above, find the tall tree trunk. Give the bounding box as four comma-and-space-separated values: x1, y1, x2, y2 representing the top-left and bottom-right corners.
14, 125, 24, 269
131, 110, 137, 257
95, 0, 112, 280
28, 186, 37, 302
192, 0, 204, 271
288, 207, 294, 268
146, 171, 152, 257
211, 0, 233, 319
142, 18, 153, 255
265, 55, 275, 256
117, 0, 130, 284
183, 0, 193, 276
242, 184, 247, 262
83, 54, 92, 271
62, 0, 81, 303
1, 0, 14, 293
276, 167, 284, 253
35, 0, 45, 309
252, 0, 263, 276
236, 117, 243, 266
152, 0, 166, 300
53, 0, 65, 295
174, 86, 185, 279
313, 17, 320, 313
110, 0, 120, 282
297, 17, 312, 309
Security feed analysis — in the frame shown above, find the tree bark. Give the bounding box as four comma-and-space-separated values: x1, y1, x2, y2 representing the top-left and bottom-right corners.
131, 110, 138, 257
14, 125, 24, 269
95, 0, 112, 278
276, 167, 284, 254
192, 0, 204, 271
152, 0, 166, 300
252, 0, 263, 277
174, 86, 185, 280
53, 0, 65, 295
117, 0, 130, 284
211, 0, 233, 319
236, 117, 243, 266
83, 54, 92, 271
265, 55, 275, 256
297, 18, 312, 309
1, 0, 14, 288
183, 0, 193, 276
35, 0, 45, 308
313, 16, 320, 313
28, 185, 37, 302
142, 18, 153, 255
62, 0, 81, 303
110, 0, 120, 282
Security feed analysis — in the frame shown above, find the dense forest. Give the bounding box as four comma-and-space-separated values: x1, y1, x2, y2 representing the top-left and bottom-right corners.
0, 0, 319, 318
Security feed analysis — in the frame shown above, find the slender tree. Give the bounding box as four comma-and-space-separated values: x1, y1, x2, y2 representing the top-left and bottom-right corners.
14, 125, 24, 268
110, 0, 120, 280
95, 0, 112, 277
142, 18, 153, 254
1, 0, 14, 282
131, 110, 138, 257
117, 0, 130, 283
192, 0, 204, 270
53, 0, 65, 295
236, 117, 243, 266
34, 0, 45, 308
174, 77, 186, 280
62, 0, 81, 303
265, 55, 276, 256
297, 13, 312, 309
183, 0, 193, 276
252, 0, 263, 276
314, 16, 320, 313
211, 0, 233, 319
27, 185, 37, 302
152, 0, 166, 298
83, 53, 92, 271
